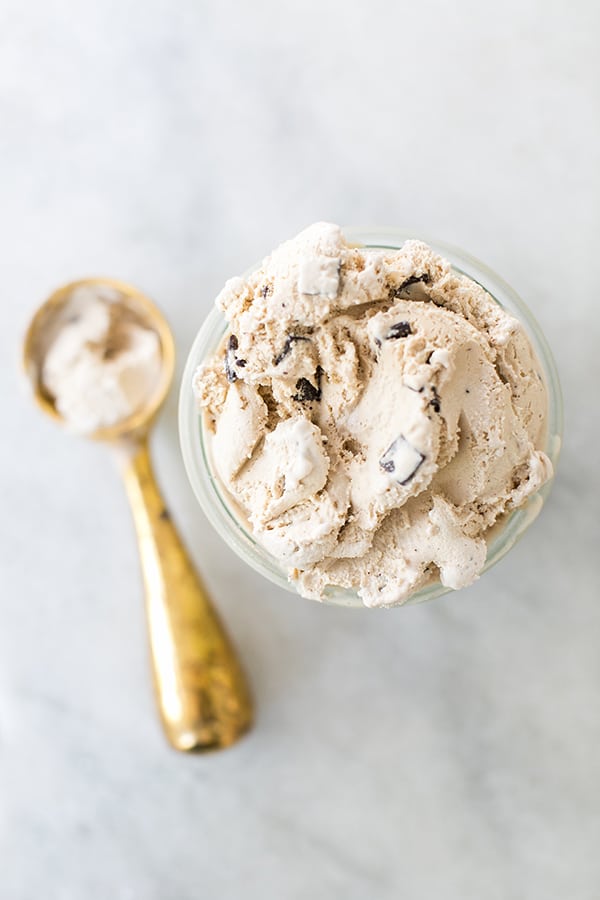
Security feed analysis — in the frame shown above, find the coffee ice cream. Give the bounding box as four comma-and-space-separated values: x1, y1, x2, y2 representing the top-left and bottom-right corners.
194, 224, 552, 607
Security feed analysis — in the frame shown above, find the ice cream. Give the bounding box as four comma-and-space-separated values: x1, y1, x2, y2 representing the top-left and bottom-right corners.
41, 284, 162, 434
194, 223, 553, 607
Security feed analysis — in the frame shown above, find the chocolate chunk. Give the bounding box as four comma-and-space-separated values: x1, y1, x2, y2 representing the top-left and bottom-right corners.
386, 321, 412, 340
429, 387, 441, 413
273, 334, 310, 366
260, 284, 273, 298
293, 379, 319, 402
379, 435, 425, 485
224, 334, 239, 383
236, 358, 247, 367
292, 366, 323, 403
389, 274, 430, 298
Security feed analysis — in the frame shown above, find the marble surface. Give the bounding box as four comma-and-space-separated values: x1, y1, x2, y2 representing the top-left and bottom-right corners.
2, 1, 600, 897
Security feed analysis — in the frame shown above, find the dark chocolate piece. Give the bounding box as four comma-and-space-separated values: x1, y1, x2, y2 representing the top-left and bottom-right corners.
379, 435, 425, 485
273, 334, 310, 366
386, 321, 412, 340
292, 366, 323, 403
236, 358, 247, 367
224, 334, 239, 383
389, 274, 430, 298
260, 284, 273, 298
429, 387, 441, 413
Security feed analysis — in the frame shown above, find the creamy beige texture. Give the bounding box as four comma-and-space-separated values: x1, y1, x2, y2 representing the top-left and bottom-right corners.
194, 224, 552, 606
42, 285, 162, 434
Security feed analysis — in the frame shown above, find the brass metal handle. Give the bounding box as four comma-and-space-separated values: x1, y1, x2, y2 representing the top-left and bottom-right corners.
118, 438, 253, 752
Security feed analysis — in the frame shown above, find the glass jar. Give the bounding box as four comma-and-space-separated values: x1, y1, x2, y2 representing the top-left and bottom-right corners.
179, 228, 563, 608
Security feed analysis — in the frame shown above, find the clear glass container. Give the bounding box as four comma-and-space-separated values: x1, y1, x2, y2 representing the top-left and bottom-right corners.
179, 228, 563, 608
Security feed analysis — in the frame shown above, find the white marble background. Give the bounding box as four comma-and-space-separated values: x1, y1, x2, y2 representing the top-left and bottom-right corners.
2, 1, 600, 898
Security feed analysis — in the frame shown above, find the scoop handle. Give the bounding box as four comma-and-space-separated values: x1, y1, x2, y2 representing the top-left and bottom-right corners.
118, 438, 253, 752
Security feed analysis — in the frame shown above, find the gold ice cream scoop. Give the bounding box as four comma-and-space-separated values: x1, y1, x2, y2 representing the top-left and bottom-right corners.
23, 278, 253, 753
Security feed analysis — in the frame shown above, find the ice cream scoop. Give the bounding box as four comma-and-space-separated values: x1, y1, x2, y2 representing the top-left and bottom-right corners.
23, 278, 252, 752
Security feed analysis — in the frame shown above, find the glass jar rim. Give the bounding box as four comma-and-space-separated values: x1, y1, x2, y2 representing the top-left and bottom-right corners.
179, 228, 563, 609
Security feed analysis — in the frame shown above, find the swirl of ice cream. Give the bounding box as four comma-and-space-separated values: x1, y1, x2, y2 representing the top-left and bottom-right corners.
194, 223, 552, 607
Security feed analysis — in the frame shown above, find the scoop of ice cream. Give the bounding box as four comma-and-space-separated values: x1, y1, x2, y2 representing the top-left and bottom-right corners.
209, 380, 268, 484
41, 285, 162, 434
236, 416, 330, 524
194, 223, 553, 607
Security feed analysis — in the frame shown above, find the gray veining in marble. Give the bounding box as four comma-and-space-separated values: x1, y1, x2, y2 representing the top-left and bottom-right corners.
2, 1, 600, 898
